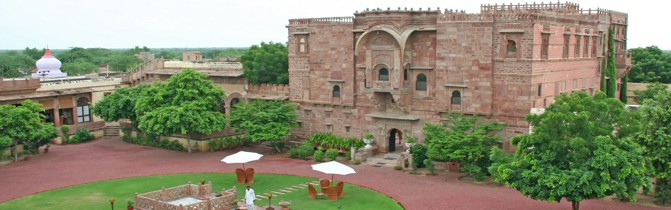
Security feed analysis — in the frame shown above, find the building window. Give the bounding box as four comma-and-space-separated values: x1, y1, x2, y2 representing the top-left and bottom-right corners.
541, 34, 549, 60
59, 108, 73, 125
507, 40, 517, 57
379, 68, 389, 81
230, 98, 240, 109
403, 66, 408, 81
575, 35, 581, 58
76, 97, 91, 123
591, 36, 598, 57
416, 74, 427, 91
345, 126, 351, 133
332, 85, 341, 97
451, 91, 461, 105
537, 84, 542, 97
563, 34, 570, 59
326, 124, 333, 132
583, 36, 589, 58
299, 38, 306, 53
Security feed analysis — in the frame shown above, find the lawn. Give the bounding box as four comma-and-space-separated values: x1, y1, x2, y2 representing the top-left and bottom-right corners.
0, 173, 403, 210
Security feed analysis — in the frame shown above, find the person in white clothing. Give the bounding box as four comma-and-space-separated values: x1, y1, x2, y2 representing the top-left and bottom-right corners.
245, 185, 255, 209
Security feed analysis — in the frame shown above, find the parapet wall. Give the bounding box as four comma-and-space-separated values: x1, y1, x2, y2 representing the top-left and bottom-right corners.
0, 78, 40, 95
247, 84, 290, 95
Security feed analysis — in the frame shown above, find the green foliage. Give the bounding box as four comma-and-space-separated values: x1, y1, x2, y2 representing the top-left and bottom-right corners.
620, 74, 628, 103
289, 142, 315, 160
240, 42, 288, 84
0, 136, 12, 149
67, 129, 94, 144
108, 54, 143, 72
313, 150, 325, 162
498, 92, 649, 208
345, 151, 352, 160
122, 133, 185, 151
0, 51, 35, 78
135, 69, 226, 153
409, 144, 428, 168
635, 87, 671, 205
92, 85, 149, 125
487, 147, 514, 184
325, 149, 339, 161
0, 100, 58, 158
61, 59, 98, 75
629, 46, 671, 83
424, 112, 506, 178
394, 165, 402, 170
633, 83, 669, 104
23, 47, 44, 60
462, 163, 486, 181
60, 125, 70, 142
228, 99, 298, 151
606, 27, 617, 98
353, 160, 361, 165
288, 147, 300, 158
423, 159, 435, 175
202, 48, 248, 59
155, 51, 179, 60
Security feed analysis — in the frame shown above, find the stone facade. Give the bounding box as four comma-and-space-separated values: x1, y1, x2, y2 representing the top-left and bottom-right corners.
287, 2, 630, 152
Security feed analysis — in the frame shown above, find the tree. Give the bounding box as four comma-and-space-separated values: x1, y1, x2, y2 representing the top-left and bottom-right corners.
108, 54, 143, 72
61, 59, 98, 75
620, 74, 628, 103
92, 85, 152, 125
0, 51, 35, 78
23, 47, 44, 60
240, 42, 288, 84
606, 27, 617, 98
633, 83, 669, 104
629, 46, 671, 83
497, 92, 649, 210
135, 69, 226, 153
228, 99, 299, 152
635, 87, 671, 205
0, 100, 58, 161
424, 112, 506, 181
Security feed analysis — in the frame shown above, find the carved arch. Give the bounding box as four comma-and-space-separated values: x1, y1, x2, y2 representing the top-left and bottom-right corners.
354, 27, 403, 56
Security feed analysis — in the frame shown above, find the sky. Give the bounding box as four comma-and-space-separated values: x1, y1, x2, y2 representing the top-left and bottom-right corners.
0, 0, 667, 50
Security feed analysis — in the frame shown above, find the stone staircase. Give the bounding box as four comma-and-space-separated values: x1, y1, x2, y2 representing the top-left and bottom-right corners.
103, 125, 120, 136
364, 152, 404, 168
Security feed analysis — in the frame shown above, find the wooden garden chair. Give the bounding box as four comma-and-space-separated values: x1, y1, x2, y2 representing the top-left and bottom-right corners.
235, 168, 246, 184
245, 168, 255, 184
308, 183, 325, 199
324, 186, 338, 201
335, 181, 344, 198
319, 179, 330, 188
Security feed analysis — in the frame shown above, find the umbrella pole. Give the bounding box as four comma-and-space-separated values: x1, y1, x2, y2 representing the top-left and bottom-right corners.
331, 174, 334, 187
242, 163, 246, 171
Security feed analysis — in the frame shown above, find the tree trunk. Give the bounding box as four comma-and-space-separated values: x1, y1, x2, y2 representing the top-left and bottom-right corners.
11, 141, 18, 162
571, 201, 580, 210
186, 135, 192, 153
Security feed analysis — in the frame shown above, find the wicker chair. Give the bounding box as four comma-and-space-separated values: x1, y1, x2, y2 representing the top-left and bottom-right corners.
319, 179, 330, 188
335, 181, 344, 198
235, 168, 246, 184
245, 168, 255, 184
324, 186, 338, 201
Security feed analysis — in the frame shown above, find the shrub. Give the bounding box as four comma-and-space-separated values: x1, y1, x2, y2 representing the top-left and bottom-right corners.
353, 160, 361, 165
345, 151, 352, 160
297, 143, 315, 160
270, 141, 286, 152
488, 147, 514, 183
288, 147, 300, 158
463, 163, 486, 181
325, 149, 338, 161
410, 144, 428, 168
424, 159, 435, 175
60, 125, 70, 142
313, 150, 324, 162
68, 129, 94, 144
394, 165, 403, 170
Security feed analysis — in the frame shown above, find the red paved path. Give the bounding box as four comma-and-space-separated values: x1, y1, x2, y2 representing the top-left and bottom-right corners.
0, 137, 666, 210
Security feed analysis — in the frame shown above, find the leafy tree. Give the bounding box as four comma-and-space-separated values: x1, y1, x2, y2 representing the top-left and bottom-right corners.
424, 112, 506, 180
497, 92, 649, 210
202, 48, 248, 59
156, 51, 179, 60
126, 46, 151, 56
629, 46, 671, 83
620, 74, 628, 103
0, 100, 58, 161
240, 42, 288, 84
228, 99, 299, 152
108, 54, 143, 72
0, 51, 35, 78
61, 59, 98, 75
635, 87, 671, 205
23, 47, 44, 60
606, 27, 617, 98
135, 69, 226, 153
92, 85, 151, 125
633, 83, 669, 104
57, 47, 94, 64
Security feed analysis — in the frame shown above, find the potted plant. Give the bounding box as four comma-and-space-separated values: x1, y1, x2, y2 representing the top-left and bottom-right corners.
404, 136, 416, 153
362, 132, 374, 149
126, 201, 134, 210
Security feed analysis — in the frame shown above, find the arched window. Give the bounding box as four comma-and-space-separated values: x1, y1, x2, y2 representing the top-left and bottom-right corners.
378, 68, 389, 81
415, 74, 427, 91
403, 65, 409, 81
332, 85, 341, 97
76, 97, 91, 123
507, 40, 517, 56
230, 98, 240, 109
451, 91, 461, 105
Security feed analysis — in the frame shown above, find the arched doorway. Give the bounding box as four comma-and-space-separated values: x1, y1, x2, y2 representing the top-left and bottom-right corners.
388, 128, 402, 152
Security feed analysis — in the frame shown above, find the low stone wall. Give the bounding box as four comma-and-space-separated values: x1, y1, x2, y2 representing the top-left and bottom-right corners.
135, 182, 237, 210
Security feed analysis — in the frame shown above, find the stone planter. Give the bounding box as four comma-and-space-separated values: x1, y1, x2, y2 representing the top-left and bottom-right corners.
404, 143, 414, 152
363, 138, 373, 149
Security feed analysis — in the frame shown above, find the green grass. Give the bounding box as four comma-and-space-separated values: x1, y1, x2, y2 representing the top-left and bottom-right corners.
0, 173, 403, 210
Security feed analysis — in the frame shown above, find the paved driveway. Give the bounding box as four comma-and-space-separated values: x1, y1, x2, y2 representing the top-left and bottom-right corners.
0, 137, 665, 210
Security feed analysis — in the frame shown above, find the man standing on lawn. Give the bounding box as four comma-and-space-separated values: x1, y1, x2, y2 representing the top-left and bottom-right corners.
245, 185, 255, 209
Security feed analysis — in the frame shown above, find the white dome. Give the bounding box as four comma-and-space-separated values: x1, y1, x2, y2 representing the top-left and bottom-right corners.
35, 49, 62, 70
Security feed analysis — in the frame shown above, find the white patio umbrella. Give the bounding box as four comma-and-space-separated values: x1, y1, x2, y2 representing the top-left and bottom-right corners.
221, 151, 263, 170
311, 161, 356, 185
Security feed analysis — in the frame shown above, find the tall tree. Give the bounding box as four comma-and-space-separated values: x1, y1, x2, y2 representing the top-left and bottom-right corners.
497, 92, 649, 210
0, 100, 58, 161
629, 46, 671, 83
108, 54, 143, 72
424, 113, 506, 181
606, 27, 617, 98
0, 51, 35, 78
633, 83, 669, 104
635, 87, 671, 205
228, 99, 299, 152
135, 69, 226, 153
23, 47, 44, 60
620, 74, 628, 103
92, 85, 151, 125
240, 42, 288, 85
61, 59, 98, 75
